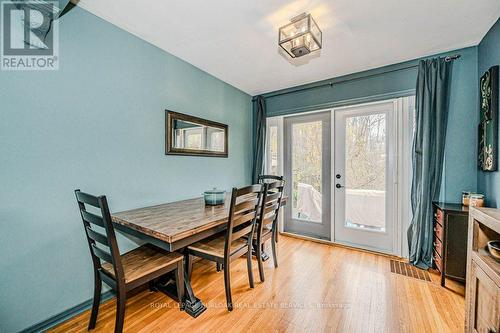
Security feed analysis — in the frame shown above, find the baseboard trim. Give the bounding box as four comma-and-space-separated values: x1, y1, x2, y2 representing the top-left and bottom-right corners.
20, 291, 115, 333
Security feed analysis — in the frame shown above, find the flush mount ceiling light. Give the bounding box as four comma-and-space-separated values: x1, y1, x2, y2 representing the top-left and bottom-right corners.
278, 13, 322, 58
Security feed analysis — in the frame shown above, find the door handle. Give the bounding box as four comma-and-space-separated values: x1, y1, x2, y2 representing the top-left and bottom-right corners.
336, 184, 344, 189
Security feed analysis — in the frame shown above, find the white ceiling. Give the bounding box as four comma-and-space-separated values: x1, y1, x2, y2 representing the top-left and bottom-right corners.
76, 0, 500, 96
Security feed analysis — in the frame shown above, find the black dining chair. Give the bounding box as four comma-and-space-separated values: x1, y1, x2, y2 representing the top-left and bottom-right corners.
252, 179, 285, 282
257, 175, 285, 247
258, 174, 284, 184
75, 190, 184, 333
186, 184, 262, 311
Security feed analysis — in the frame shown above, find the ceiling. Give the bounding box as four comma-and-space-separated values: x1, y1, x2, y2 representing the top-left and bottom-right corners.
76, 0, 500, 96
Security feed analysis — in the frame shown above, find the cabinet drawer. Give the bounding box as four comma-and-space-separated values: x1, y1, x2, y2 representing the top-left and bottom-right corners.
433, 250, 442, 272
433, 236, 443, 257
434, 208, 444, 225
434, 222, 444, 241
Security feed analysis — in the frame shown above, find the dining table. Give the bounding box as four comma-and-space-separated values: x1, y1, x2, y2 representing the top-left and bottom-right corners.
111, 194, 286, 318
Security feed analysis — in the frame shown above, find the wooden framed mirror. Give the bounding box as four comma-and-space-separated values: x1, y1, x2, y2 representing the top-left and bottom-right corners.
165, 110, 228, 157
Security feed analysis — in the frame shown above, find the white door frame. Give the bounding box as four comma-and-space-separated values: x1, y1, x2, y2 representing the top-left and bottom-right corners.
264, 96, 414, 257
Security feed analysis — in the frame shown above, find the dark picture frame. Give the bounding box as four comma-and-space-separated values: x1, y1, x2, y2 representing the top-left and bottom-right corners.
165, 110, 228, 158
478, 66, 499, 171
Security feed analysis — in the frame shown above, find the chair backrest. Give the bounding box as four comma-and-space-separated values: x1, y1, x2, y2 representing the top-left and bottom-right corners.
256, 179, 285, 240
75, 189, 124, 282
258, 174, 284, 184
224, 184, 263, 257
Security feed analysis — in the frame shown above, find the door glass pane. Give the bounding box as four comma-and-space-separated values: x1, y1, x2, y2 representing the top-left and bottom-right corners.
345, 113, 386, 232
267, 125, 278, 175
291, 121, 322, 223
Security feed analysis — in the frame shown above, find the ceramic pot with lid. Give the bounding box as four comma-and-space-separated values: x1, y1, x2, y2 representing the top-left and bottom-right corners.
203, 188, 225, 206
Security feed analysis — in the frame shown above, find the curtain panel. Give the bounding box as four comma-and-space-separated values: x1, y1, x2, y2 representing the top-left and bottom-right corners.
408, 58, 453, 269
252, 96, 267, 184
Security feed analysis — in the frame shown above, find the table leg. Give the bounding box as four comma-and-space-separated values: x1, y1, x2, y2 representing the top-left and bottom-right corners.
252, 245, 270, 261
182, 250, 206, 317
153, 254, 207, 318
258, 250, 270, 261
181, 271, 206, 317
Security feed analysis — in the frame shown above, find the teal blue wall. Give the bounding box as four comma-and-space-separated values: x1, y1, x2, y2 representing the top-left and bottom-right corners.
477, 18, 500, 207
0, 7, 252, 333
259, 46, 479, 203
443, 47, 479, 203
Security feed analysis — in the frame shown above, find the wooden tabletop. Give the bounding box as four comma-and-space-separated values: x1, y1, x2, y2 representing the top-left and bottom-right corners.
112, 196, 233, 244
112, 195, 287, 245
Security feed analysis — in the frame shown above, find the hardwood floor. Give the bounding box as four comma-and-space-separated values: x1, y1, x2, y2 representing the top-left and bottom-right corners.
51, 236, 465, 333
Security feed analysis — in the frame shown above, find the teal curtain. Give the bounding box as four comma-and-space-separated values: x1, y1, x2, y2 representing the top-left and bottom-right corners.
252, 96, 266, 184
408, 58, 453, 269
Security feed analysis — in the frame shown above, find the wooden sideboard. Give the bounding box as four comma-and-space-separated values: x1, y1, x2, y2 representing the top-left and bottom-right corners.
432, 202, 469, 287
465, 207, 500, 333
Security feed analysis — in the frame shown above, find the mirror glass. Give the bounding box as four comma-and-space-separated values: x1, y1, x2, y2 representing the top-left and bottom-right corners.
166, 111, 228, 157
172, 120, 225, 152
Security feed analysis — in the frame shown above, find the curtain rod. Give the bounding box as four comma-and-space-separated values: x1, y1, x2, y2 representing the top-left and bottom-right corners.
253, 54, 461, 101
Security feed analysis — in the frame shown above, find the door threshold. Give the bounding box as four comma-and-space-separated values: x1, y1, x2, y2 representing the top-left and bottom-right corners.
333, 240, 401, 258
280, 231, 402, 259
281, 231, 331, 245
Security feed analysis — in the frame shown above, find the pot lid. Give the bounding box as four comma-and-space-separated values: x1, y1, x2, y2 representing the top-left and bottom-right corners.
204, 188, 225, 194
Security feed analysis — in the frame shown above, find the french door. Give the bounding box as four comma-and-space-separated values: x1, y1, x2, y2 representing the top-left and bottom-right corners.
333, 101, 397, 253
283, 112, 331, 240
267, 97, 412, 255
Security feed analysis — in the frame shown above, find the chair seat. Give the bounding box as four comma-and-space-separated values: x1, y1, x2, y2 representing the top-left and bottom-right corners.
101, 244, 183, 283
188, 234, 248, 259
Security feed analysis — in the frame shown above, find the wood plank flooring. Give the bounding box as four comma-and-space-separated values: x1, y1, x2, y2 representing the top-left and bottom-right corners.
51, 236, 465, 333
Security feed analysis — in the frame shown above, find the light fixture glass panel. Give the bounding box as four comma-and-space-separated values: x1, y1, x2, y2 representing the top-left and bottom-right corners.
279, 39, 294, 57
279, 15, 309, 43
291, 35, 305, 48
309, 17, 322, 48
305, 32, 320, 51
